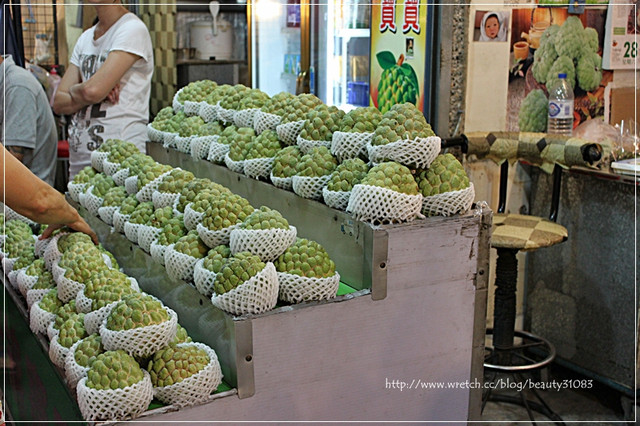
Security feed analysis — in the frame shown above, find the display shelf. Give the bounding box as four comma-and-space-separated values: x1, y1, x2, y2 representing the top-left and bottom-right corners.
4, 151, 491, 421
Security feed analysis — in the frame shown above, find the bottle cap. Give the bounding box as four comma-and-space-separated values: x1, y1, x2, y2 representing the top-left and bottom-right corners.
558, 73, 567, 78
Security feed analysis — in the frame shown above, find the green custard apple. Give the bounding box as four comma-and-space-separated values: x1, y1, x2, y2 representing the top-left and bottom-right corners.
576, 51, 602, 92
203, 245, 232, 273
240, 206, 289, 230
376, 52, 419, 114
416, 153, 470, 197
220, 84, 252, 110
213, 252, 265, 295
74, 334, 104, 367
101, 186, 128, 207
299, 105, 345, 141
227, 127, 257, 161
147, 344, 209, 387
128, 202, 155, 225
85, 350, 144, 390
119, 194, 140, 215
245, 129, 282, 159
518, 89, 548, 132
157, 169, 195, 194
339, 107, 383, 133
238, 88, 270, 110
71, 166, 97, 184
360, 162, 419, 195
39, 288, 63, 313
106, 293, 169, 331
177, 80, 218, 103
274, 238, 335, 278
371, 103, 434, 146
58, 313, 87, 348
272, 146, 303, 178
295, 146, 338, 177
260, 91, 296, 117
156, 218, 187, 246
174, 230, 209, 259
326, 158, 370, 192
201, 193, 255, 231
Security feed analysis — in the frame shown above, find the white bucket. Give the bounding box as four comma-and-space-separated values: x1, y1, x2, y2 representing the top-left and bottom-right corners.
190, 20, 233, 61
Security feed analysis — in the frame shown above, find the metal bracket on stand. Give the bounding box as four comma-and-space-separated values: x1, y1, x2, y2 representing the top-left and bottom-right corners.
568, 0, 585, 15
234, 319, 255, 399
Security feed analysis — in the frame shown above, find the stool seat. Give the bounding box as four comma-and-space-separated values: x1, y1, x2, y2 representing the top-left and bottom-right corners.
491, 213, 567, 251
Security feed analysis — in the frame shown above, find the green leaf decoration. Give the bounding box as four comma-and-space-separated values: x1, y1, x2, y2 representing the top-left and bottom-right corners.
400, 63, 420, 94
376, 51, 397, 70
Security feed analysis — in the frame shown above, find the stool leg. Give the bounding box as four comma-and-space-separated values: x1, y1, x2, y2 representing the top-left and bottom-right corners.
493, 248, 519, 364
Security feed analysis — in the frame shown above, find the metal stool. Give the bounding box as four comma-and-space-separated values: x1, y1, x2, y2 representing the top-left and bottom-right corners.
482, 161, 567, 424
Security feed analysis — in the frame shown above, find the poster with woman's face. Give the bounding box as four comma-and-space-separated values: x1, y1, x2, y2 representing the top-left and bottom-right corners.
505, 6, 612, 133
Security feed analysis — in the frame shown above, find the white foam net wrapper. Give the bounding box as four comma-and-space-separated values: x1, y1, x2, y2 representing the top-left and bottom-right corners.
83, 301, 117, 335
276, 120, 305, 146
153, 342, 223, 407
162, 132, 178, 149
57, 273, 85, 303
164, 244, 199, 282
152, 190, 180, 209
199, 102, 218, 123
77, 370, 154, 421
297, 135, 331, 155
112, 168, 130, 186
172, 88, 185, 112
8, 267, 23, 289
331, 131, 372, 162
190, 136, 214, 160
292, 175, 331, 200
98, 206, 119, 226
207, 139, 230, 164
52, 260, 66, 282
103, 159, 121, 177
2, 256, 17, 275
197, 222, 238, 248
211, 262, 278, 315
137, 170, 172, 203
193, 259, 217, 297
67, 182, 87, 202
270, 173, 293, 191
47, 321, 60, 341
30, 300, 56, 334
254, 110, 281, 135
243, 157, 274, 180
184, 203, 204, 231
175, 135, 194, 154
123, 221, 142, 245
112, 211, 131, 234
366, 136, 441, 169
234, 108, 259, 128
43, 232, 68, 270
49, 335, 72, 368
224, 153, 245, 174
421, 183, 475, 217
230, 226, 297, 262
150, 242, 168, 266
147, 123, 164, 143
277, 271, 340, 304
82, 187, 104, 216
18, 269, 39, 298
322, 187, 351, 211
346, 184, 424, 224
65, 339, 90, 389
124, 176, 139, 195
26, 288, 49, 309
138, 225, 162, 253
217, 106, 237, 124
183, 100, 201, 116
76, 288, 99, 314
100, 305, 178, 358
90, 151, 108, 172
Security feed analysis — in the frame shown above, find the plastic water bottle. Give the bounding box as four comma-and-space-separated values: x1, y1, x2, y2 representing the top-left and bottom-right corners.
547, 73, 574, 136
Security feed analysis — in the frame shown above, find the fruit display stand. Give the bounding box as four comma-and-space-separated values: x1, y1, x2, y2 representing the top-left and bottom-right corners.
2, 149, 490, 423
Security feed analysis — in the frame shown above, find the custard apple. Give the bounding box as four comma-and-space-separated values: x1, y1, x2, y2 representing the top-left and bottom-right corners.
220, 84, 252, 110
326, 158, 370, 192
71, 166, 97, 184
360, 162, 419, 195
299, 105, 345, 141
203, 245, 232, 273
274, 238, 335, 278
280, 94, 324, 124
339, 107, 383, 133
106, 293, 169, 331
238, 88, 270, 110
376, 52, 419, 114
577, 51, 602, 92
245, 129, 282, 159
295, 146, 337, 177
39, 288, 63, 313
174, 230, 209, 259
119, 194, 140, 215
202, 193, 255, 231
58, 313, 87, 348
147, 344, 210, 387
260, 91, 296, 117
74, 334, 104, 367
272, 146, 303, 178
128, 201, 155, 225
416, 153, 470, 196
518, 89, 548, 132
371, 103, 434, 146
546, 56, 576, 90
177, 80, 218, 103
214, 252, 265, 294
178, 116, 205, 137
156, 218, 187, 246
227, 127, 257, 161
240, 206, 289, 230
85, 349, 144, 390
102, 186, 128, 207
157, 169, 195, 194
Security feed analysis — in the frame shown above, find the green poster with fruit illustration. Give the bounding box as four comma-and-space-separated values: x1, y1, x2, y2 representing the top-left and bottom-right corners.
370, 0, 430, 114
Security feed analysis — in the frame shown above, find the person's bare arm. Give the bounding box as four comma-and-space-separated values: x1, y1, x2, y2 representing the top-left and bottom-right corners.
1, 144, 97, 243
53, 51, 140, 116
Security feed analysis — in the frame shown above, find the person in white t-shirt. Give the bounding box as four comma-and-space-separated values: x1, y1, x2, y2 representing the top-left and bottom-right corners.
53, 0, 153, 179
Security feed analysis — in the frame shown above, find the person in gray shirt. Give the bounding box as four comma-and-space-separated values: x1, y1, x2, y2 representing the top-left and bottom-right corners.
0, 54, 57, 186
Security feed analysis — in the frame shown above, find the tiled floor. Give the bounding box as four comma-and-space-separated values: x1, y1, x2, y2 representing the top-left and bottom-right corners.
480, 365, 633, 424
